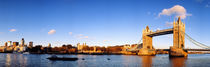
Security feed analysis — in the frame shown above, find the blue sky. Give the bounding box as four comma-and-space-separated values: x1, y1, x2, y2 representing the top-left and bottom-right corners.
0, 0, 209, 48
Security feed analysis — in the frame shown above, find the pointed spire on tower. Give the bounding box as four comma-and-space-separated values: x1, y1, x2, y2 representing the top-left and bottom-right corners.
177, 16, 181, 24
146, 26, 149, 29
146, 26, 149, 32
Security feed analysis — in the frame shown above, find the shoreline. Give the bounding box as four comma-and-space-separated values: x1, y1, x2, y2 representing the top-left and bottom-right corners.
0, 52, 210, 55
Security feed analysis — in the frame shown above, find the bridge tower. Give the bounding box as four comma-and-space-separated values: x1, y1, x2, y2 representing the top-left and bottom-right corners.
170, 17, 188, 57
138, 26, 156, 56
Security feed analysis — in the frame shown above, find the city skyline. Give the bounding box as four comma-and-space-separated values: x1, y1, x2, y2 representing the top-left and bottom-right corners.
0, 0, 210, 48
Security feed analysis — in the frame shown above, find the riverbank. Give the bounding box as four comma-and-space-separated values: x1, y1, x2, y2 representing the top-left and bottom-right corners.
1, 51, 210, 55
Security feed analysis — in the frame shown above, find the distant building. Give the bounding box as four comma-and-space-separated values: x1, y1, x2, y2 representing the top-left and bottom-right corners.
48, 43, 51, 48
93, 46, 97, 51
131, 44, 138, 48
8, 41, 12, 46
4, 42, 8, 47
77, 43, 87, 51
13, 38, 27, 52
29, 41, 33, 48
21, 38, 25, 46
13, 42, 19, 47
123, 44, 131, 51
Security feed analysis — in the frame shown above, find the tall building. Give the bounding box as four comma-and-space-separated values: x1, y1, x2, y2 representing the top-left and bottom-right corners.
4, 42, 8, 47
13, 42, 19, 47
93, 46, 97, 51
8, 41, 12, 46
77, 43, 81, 50
29, 41, 33, 48
48, 43, 51, 48
21, 38, 25, 46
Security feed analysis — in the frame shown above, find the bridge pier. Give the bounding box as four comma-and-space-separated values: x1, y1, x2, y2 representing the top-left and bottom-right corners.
169, 47, 188, 57
138, 48, 156, 56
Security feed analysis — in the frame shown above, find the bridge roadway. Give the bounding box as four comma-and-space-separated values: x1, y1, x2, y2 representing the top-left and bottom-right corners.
147, 28, 173, 37
156, 49, 210, 51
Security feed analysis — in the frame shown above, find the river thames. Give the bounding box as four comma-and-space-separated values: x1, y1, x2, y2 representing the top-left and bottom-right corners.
0, 53, 210, 67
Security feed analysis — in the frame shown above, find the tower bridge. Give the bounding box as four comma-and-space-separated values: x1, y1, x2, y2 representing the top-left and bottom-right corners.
138, 17, 187, 57
126, 17, 210, 57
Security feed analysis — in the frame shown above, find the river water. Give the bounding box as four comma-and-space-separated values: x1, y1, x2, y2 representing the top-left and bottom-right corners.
0, 53, 210, 67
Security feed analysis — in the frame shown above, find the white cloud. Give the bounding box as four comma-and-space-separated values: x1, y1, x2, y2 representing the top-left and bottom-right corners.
69, 32, 73, 35
79, 34, 83, 36
156, 28, 161, 31
158, 5, 191, 19
75, 34, 89, 39
165, 21, 173, 27
48, 29, 56, 35
75, 34, 82, 39
9, 29, 17, 32
84, 36, 89, 38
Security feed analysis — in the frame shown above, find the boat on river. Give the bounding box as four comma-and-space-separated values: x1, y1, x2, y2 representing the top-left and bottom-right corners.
47, 55, 78, 61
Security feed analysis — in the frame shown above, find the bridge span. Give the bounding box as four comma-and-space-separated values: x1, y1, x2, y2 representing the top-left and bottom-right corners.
147, 28, 173, 37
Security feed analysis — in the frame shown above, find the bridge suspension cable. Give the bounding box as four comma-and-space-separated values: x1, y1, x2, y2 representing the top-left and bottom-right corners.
137, 37, 142, 45
184, 32, 210, 49
125, 38, 143, 51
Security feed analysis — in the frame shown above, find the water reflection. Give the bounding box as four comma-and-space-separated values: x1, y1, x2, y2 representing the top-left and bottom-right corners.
122, 55, 137, 67
5, 54, 28, 67
139, 56, 154, 67
169, 57, 187, 67
5, 54, 11, 67
77, 55, 86, 67
19, 54, 27, 67
1, 54, 209, 67
139, 56, 187, 67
